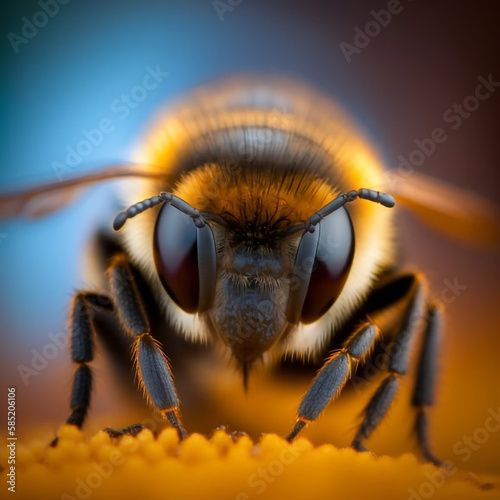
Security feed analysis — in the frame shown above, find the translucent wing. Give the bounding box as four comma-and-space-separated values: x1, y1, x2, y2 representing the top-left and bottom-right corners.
391, 172, 499, 246
0, 164, 165, 219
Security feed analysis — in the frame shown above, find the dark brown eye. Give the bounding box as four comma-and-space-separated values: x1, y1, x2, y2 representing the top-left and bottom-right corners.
300, 207, 355, 324
153, 204, 200, 313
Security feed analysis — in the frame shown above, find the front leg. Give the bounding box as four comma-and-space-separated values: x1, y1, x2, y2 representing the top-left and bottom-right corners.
286, 272, 443, 464
286, 322, 380, 441
107, 254, 187, 439
351, 274, 425, 452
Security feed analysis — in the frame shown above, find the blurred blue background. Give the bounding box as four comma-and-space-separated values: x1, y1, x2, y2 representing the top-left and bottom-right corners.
1, 0, 499, 450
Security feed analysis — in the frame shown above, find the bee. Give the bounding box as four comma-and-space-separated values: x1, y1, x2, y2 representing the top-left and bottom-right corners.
1, 77, 497, 462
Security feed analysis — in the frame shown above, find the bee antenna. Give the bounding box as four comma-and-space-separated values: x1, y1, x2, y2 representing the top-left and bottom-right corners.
285, 188, 395, 236
113, 194, 165, 230
113, 192, 208, 231
358, 188, 396, 208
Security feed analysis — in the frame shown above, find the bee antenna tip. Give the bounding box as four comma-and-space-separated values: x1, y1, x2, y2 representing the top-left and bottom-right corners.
113, 212, 128, 231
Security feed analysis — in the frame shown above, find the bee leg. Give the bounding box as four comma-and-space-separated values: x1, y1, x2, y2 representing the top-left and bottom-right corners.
351, 277, 425, 453
107, 254, 187, 440
412, 302, 443, 465
286, 323, 380, 442
286, 273, 422, 442
50, 292, 113, 447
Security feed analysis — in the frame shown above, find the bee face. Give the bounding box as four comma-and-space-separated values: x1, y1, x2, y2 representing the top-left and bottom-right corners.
209, 244, 290, 365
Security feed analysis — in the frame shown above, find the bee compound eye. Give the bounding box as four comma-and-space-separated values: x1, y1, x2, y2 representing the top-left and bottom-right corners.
299, 207, 355, 324
153, 203, 216, 313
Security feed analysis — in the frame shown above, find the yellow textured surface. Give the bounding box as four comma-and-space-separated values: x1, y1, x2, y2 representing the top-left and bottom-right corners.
2, 425, 499, 500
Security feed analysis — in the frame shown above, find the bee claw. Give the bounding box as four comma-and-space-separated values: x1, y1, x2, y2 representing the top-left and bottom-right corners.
424, 452, 444, 467
286, 419, 307, 443
103, 424, 147, 438
351, 439, 369, 452
177, 426, 188, 441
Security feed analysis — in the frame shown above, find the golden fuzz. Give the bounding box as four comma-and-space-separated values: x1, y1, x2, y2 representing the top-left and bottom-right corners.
174, 163, 337, 231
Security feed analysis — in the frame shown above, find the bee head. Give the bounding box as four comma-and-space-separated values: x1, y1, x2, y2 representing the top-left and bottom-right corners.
114, 172, 393, 378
